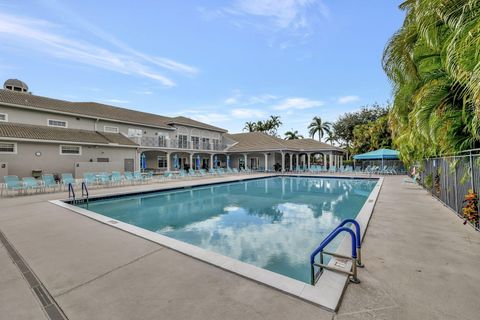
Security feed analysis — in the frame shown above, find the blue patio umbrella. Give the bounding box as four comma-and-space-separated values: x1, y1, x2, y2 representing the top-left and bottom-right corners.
196, 155, 201, 169
140, 153, 146, 170
173, 154, 178, 170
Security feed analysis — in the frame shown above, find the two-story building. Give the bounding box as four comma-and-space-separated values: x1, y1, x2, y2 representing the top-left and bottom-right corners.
0, 79, 345, 180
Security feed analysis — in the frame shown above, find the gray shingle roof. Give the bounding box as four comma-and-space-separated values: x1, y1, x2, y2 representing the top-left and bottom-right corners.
0, 89, 227, 132
225, 132, 344, 153
0, 122, 138, 146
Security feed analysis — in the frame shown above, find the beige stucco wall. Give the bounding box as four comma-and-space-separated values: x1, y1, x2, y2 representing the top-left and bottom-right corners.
0, 141, 137, 179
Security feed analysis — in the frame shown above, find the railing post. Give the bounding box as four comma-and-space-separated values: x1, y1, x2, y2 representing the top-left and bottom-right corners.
469, 151, 476, 194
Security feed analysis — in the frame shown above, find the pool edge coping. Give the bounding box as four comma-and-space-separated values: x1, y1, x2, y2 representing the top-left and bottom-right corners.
49, 174, 384, 312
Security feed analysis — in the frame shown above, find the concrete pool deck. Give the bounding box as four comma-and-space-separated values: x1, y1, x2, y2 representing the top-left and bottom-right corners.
1, 174, 479, 319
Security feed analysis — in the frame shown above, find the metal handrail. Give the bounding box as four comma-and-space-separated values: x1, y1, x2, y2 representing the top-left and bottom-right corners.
310, 219, 363, 285
68, 183, 75, 200
81, 182, 89, 204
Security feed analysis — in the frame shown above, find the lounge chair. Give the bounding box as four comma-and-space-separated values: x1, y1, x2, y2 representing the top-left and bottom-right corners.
232, 168, 239, 174
2, 175, 26, 196
163, 171, 173, 180
111, 171, 123, 185
124, 171, 135, 184
61, 173, 77, 190
22, 177, 42, 193
133, 171, 144, 183
143, 171, 154, 181
42, 174, 59, 192
329, 165, 337, 173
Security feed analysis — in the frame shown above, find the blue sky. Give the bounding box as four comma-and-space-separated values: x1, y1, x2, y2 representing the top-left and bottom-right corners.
0, 0, 404, 138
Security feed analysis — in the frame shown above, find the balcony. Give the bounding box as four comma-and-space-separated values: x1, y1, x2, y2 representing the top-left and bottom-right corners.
131, 136, 227, 151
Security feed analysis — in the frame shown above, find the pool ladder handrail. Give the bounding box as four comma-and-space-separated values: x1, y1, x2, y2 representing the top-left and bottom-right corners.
68, 182, 75, 200
68, 182, 89, 205
310, 219, 364, 285
81, 182, 89, 204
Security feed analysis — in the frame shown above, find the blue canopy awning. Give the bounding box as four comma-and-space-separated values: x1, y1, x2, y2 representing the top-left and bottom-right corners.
353, 149, 400, 160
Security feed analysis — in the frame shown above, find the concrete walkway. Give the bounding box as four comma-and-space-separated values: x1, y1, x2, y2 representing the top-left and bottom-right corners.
337, 176, 480, 320
0, 174, 479, 319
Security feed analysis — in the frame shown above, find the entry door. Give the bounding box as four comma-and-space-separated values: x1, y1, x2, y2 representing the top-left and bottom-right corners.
124, 158, 134, 172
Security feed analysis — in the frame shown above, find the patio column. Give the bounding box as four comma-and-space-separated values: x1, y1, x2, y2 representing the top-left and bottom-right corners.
281, 152, 285, 173
244, 154, 248, 169
307, 153, 311, 169
296, 154, 299, 169
329, 152, 333, 168
340, 155, 343, 167
210, 154, 214, 169
226, 155, 230, 169
189, 153, 193, 170
290, 154, 293, 171
264, 153, 268, 172
166, 152, 171, 171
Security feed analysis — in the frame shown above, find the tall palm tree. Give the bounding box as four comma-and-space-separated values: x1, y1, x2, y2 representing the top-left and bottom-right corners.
243, 121, 256, 132
308, 116, 331, 142
284, 130, 303, 140
325, 131, 337, 145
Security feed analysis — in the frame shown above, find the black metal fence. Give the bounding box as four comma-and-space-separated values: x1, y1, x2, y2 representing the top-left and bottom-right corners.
420, 151, 480, 231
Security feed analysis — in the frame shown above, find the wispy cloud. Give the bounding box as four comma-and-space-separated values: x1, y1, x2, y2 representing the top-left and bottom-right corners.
337, 95, 360, 104
224, 91, 277, 106
133, 90, 153, 95
199, 0, 329, 48
231, 108, 266, 119
272, 97, 323, 110
0, 12, 198, 86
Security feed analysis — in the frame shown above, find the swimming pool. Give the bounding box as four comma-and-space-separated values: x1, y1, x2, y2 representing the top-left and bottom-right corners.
76, 176, 377, 283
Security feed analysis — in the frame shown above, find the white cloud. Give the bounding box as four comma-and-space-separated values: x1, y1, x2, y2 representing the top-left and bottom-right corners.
191, 113, 231, 124
133, 90, 153, 95
225, 97, 239, 105
272, 97, 324, 110
224, 92, 277, 106
231, 108, 266, 119
337, 95, 360, 104
0, 13, 198, 86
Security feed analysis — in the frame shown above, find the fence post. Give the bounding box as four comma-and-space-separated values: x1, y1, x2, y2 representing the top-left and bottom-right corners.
453, 157, 458, 213
469, 151, 476, 194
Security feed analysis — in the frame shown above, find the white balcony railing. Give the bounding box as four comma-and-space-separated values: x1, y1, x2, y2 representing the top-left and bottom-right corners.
131, 136, 226, 151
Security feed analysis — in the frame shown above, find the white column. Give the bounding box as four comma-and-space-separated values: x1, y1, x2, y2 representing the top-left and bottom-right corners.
307, 153, 311, 169
244, 154, 248, 169
189, 153, 193, 170
340, 155, 343, 168
289, 154, 293, 171
226, 155, 230, 169
295, 154, 299, 169
210, 154, 214, 169
281, 152, 285, 173
166, 152, 171, 171
329, 152, 333, 168
264, 153, 268, 172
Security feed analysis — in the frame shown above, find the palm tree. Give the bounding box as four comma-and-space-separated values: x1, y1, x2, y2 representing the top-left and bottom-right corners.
308, 116, 331, 142
325, 131, 337, 145
383, 0, 480, 164
243, 121, 256, 132
284, 130, 303, 140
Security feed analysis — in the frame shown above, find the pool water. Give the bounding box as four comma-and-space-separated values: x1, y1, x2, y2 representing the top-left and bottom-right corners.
77, 176, 377, 283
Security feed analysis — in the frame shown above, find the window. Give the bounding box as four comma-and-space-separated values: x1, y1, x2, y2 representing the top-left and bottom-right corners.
127, 128, 143, 137
97, 158, 109, 162
202, 138, 210, 150
48, 119, 68, 128
212, 139, 221, 150
158, 135, 166, 147
178, 134, 188, 148
191, 136, 200, 149
104, 126, 119, 133
158, 156, 167, 169
0, 142, 16, 154
0, 113, 7, 122
60, 145, 81, 155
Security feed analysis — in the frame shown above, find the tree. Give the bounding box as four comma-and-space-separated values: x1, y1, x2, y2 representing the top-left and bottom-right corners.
243, 116, 282, 136
308, 116, 331, 141
284, 130, 303, 140
325, 130, 337, 145
352, 116, 392, 155
383, 0, 480, 164
243, 121, 256, 132
332, 104, 389, 149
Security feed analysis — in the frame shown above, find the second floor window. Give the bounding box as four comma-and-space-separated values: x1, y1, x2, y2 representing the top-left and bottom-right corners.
48, 119, 67, 128
191, 136, 199, 149
178, 135, 188, 148
212, 139, 220, 150
202, 138, 210, 150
